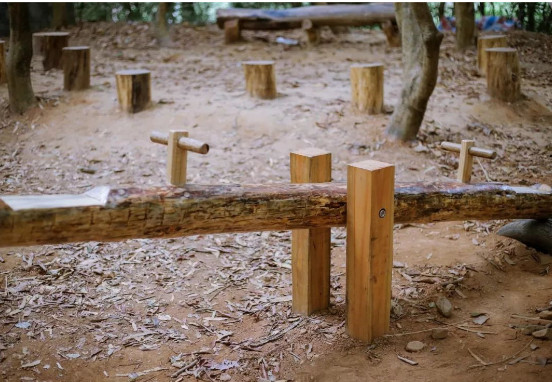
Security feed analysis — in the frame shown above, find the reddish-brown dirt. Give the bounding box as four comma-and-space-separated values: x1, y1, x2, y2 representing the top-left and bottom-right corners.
1, 22, 551, 382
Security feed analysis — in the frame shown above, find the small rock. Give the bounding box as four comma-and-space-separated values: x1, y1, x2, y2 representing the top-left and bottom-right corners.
538, 310, 552, 320
436, 296, 453, 318
405, 341, 425, 352
532, 328, 552, 340
431, 328, 449, 340
530, 343, 539, 351
522, 325, 545, 335
473, 315, 489, 325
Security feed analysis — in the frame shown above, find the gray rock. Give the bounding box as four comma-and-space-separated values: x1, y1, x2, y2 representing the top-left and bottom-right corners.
436, 296, 453, 318
431, 328, 449, 339
405, 341, 425, 352
532, 328, 552, 340
538, 310, 552, 320
521, 325, 545, 335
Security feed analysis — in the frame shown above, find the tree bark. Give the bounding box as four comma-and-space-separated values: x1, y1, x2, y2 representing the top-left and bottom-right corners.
6, 3, 36, 114
486, 47, 521, 102
52, 2, 68, 30
526, 3, 536, 32
455, 3, 475, 51
438, 2, 445, 18
1, 182, 551, 248
386, 3, 443, 141
154, 2, 171, 47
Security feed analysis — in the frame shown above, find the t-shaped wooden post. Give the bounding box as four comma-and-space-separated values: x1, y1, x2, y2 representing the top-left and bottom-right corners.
440, 140, 497, 183
150, 130, 209, 186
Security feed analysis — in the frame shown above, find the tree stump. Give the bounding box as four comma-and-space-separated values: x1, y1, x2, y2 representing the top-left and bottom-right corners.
62, 46, 90, 91
302, 19, 320, 46
486, 47, 521, 103
350, 63, 384, 114
242, 61, 276, 99
477, 35, 507, 75
224, 19, 241, 44
32, 31, 70, 70
0, 40, 6, 85
115, 69, 151, 113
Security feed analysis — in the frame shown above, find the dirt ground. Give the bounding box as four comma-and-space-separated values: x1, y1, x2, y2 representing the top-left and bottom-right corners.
1, 21, 552, 382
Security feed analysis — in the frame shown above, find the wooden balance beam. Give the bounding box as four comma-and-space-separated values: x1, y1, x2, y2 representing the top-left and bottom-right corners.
1, 182, 550, 248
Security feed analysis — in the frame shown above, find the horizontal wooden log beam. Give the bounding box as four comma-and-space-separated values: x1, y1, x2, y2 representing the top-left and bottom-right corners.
216, 4, 396, 30
1, 182, 551, 248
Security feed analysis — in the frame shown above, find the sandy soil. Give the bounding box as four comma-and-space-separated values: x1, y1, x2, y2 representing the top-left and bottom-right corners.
1, 22, 551, 382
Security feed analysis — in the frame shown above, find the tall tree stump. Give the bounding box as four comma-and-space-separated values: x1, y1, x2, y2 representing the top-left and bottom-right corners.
350, 63, 384, 114
0, 40, 6, 85
224, 19, 241, 44
62, 46, 90, 91
243, 61, 276, 99
486, 47, 521, 103
115, 69, 151, 113
32, 31, 69, 70
302, 19, 320, 46
477, 35, 507, 75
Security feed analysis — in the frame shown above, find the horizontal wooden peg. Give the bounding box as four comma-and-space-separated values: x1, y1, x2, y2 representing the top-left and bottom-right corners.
150, 131, 209, 155
440, 141, 496, 159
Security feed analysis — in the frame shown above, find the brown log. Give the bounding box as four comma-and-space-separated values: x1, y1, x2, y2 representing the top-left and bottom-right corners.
486, 47, 521, 103
115, 69, 151, 113
150, 131, 209, 155
216, 4, 395, 30
1, 182, 551, 248
0, 40, 6, 84
62, 46, 90, 91
33, 31, 69, 70
477, 35, 507, 75
350, 63, 384, 114
243, 61, 276, 99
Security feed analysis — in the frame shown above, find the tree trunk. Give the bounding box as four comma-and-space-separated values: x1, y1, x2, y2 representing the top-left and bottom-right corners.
526, 3, 536, 32
438, 2, 445, 18
7, 3, 36, 114
386, 3, 443, 141
52, 2, 68, 30
154, 2, 171, 47
1, 182, 551, 248
455, 2, 475, 51
479, 2, 485, 16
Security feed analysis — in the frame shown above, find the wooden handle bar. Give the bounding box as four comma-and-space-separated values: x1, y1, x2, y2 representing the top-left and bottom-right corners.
150, 131, 209, 155
440, 141, 496, 159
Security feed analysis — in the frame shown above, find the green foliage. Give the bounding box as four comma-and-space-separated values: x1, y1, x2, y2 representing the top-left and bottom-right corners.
231, 2, 306, 10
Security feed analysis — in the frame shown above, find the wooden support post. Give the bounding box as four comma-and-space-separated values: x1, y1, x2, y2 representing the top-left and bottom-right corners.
302, 19, 320, 46
347, 160, 394, 342
477, 35, 506, 75
167, 130, 189, 186
381, 20, 401, 48
32, 32, 70, 70
115, 69, 151, 113
224, 19, 241, 43
350, 63, 384, 114
62, 46, 90, 91
0, 40, 6, 85
290, 148, 332, 315
457, 139, 475, 183
242, 61, 277, 100
486, 47, 521, 103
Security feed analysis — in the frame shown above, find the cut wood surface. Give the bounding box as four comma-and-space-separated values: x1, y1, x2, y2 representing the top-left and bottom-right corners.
486, 47, 521, 102
477, 35, 507, 75
62, 46, 90, 91
216, 4, 395, 30
1, 182, 551, 247
0, 40, 6, 84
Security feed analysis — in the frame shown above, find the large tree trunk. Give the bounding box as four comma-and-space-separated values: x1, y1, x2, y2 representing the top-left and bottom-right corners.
455, 3, 475, 51
526, 3, 536, 32
7, 3, 36, 114
52, 2, 67, 30
438, 2, 446, 18
386, 3, 443, 141
1, 182, 551, 247
154, 2, 171, 47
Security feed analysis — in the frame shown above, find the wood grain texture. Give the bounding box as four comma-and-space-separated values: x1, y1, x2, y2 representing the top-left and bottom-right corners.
243, 61, 276, 99
0, 40, 6, 84
346, 160, 394, 342
167, 130, 188, 186
477, 35, 507, 75
290, 148, 331, 315
457, 139, 475, 183
440, 141, 496, 160
224, 19, 241, 44
33, 32, 69, 70
1, 182, 551, 248
62, 46, 90, 91
115, 69, 151, 113
350, 63, 384, 114
486, 47, 521, 102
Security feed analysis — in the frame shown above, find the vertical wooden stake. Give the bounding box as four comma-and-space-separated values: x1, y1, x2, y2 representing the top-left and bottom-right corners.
457, 139, 475, 183
347, 160, 394, 342
167, 130, 188, 186
290, 148, 332, 315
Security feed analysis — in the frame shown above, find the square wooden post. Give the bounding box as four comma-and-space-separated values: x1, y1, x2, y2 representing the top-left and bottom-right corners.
167, 130, 188, 186
346, 160, 394, 342
290, 148, 332, 315
457, 139, 475, 183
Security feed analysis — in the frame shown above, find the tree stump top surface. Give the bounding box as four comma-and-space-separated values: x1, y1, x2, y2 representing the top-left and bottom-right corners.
62, 46, 90, 51
350, 63, 384, 68
242, 60, 275, 66
485, 47, 517, 53
33, 32, 70, 37
478, 34, 506, 40
116, 69, 151, 76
